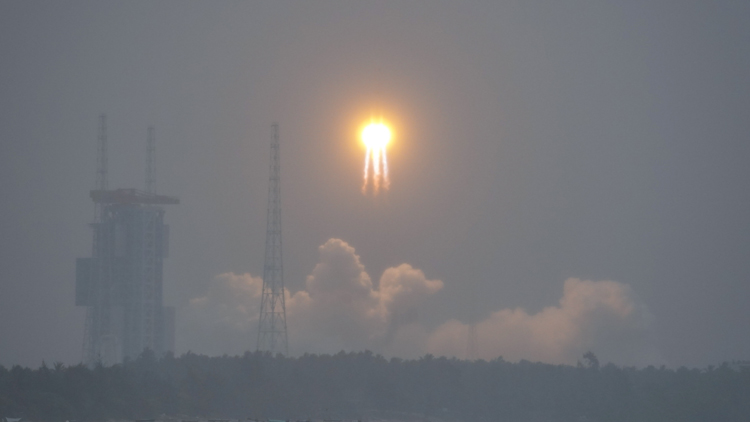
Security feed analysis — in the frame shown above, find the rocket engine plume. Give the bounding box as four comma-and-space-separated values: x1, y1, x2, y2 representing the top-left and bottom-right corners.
361, 121, 391, 194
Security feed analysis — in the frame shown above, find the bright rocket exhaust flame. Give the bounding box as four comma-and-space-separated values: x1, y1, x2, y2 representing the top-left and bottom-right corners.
362, 121, 391, 194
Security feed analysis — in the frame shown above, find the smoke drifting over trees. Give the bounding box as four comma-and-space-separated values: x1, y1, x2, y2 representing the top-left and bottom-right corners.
184, 238, 658, 366
428, 278, 660, 365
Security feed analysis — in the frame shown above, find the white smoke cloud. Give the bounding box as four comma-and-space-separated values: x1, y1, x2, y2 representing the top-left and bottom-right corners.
181, 272, 264, 356
427, 278, 661, 365
183, 238, 660, 365
287, 239, 443, 354
181, 238, 443, 356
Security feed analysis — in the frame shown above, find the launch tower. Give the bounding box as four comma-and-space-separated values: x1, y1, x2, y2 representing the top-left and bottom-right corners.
77, 118, 178, 365
256, 123, 289, 355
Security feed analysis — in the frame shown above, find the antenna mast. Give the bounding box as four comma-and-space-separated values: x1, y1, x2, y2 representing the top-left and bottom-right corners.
96, 114, 108, 192
146, 126, 155, 194
257, 123, 289, 355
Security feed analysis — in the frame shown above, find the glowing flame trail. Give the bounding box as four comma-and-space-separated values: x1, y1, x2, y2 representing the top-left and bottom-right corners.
362, 145, 371, 192
373, 145, 381, 192
382, 147, 389, 190
361, 121, 390, 195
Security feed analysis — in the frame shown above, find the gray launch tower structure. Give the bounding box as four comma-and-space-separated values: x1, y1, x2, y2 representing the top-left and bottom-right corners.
77, 116, 178, 366
257, 123, 289, 356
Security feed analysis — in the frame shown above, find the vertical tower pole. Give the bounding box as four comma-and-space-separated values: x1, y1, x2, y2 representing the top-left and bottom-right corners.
146, 126, 155, 194
96, 114, 108, 192
83, 114, 110, 365
257, 123, 288, 355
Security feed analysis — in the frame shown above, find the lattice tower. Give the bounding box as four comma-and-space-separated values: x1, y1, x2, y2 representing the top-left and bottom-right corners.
82, 114, 117, 366
257, 123, 289, 355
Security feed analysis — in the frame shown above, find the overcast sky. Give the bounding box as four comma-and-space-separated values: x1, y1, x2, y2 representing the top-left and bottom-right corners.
1, 1, 749, 368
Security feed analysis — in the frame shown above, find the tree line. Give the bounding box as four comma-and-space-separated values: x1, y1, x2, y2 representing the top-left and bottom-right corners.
1, 350, 749, 421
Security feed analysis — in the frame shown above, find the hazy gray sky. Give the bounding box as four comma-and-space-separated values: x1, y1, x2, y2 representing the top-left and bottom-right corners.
1, 1, 749, 368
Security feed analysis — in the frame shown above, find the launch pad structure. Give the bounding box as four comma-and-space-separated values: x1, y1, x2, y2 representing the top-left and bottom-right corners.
256, 123, 289, 356
77, 116, 177, 366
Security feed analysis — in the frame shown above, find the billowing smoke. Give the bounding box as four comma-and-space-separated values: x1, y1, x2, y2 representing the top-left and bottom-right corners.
181, 272, 264, 356
183, 238, 660, 365
287, 239, 443, 354
181, 238, 443, 356
427, 278, 661, 365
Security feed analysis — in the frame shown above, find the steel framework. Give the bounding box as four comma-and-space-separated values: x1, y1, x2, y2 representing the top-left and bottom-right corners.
81, 114, 115, 365
78, 119, 177, 366
257, 123, 289, 355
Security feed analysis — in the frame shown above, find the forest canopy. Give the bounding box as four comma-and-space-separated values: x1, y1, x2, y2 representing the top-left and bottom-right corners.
1, 350, 748, 422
